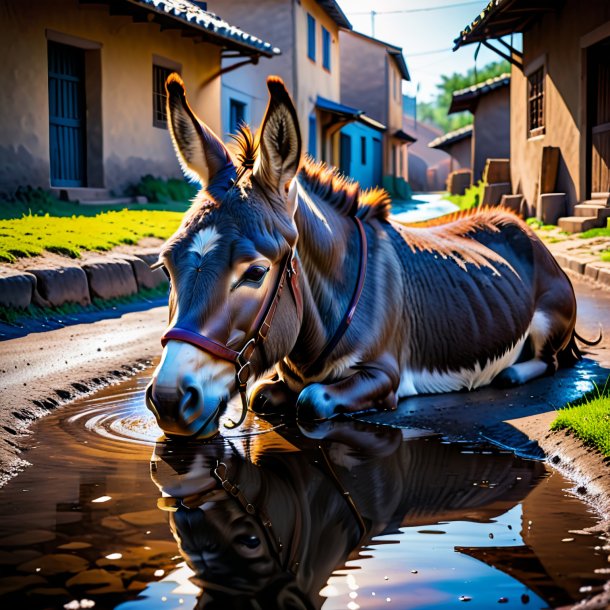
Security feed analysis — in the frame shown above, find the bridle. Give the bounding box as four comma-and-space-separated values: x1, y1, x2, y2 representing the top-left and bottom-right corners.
156, 441, 369, 581
155, 213, 367, 433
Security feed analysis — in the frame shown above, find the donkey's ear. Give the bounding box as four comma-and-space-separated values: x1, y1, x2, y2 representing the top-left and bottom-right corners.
166, 73, 235, 193
254, 76, 302, 195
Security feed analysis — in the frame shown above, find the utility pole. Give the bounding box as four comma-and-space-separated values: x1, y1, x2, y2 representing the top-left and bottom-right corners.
370, 10, 376, 37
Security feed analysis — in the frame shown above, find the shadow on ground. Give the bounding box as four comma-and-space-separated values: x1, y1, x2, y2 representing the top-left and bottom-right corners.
357, 358, 610, 460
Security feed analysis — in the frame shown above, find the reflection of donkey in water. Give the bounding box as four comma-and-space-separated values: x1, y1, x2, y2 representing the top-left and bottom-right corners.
146, 73, 589, 438
151, 422, 544, 609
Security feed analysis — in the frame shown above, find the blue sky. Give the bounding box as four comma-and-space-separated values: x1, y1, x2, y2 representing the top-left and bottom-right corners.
338, 0, 519, 102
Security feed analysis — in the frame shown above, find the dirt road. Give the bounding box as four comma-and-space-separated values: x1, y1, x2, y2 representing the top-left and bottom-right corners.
0, 276, 608, 485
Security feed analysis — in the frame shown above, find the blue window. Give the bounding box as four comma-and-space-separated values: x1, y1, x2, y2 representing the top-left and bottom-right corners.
308, 113, 317, 157
360, 136, 366, 165
322, 27, 331, 71
229, 98, 246, 133
307, 14, 316, 62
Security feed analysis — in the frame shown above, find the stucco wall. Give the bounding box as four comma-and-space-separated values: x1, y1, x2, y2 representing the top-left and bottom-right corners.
448, 137, 472, 171
209, 0, 340, 157
509, 0, 610, 211
339, 32, 388, 126
0, 0, 222, 195
206, 0, 292, 137
472, 86, 510, 182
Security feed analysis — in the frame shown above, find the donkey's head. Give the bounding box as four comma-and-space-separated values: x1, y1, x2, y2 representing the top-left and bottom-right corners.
146, 74, 302, 438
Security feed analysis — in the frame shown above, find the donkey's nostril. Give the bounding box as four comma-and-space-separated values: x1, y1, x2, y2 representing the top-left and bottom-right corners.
178, 386, 204, 426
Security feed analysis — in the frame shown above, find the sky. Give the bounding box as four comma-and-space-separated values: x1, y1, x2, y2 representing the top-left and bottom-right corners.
337, 0, 519, 102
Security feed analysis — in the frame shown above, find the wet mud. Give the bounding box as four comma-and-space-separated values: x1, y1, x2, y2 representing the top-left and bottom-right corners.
0, 369, 607, 609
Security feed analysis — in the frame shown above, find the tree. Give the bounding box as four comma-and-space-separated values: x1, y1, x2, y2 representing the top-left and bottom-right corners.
417, 60, 510, 133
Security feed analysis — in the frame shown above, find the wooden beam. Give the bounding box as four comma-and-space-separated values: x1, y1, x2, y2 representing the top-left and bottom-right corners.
496, 36, 523, 59
482, 40, 523, 70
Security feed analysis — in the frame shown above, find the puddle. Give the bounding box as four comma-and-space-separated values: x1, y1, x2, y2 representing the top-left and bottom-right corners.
0, 368, 607, 609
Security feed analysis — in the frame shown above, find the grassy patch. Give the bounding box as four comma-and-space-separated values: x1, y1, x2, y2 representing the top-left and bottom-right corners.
601, 250, 610, 263
579, 223, 610, 240
445, 181, 486, 211
550, 379, 610, 457
525, 218, 557, 231
0, 209, 183, 262
0, 283, 169, 325
0, 184, 192, 220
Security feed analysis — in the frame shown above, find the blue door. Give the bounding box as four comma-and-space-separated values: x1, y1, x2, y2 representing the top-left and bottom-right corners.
48, 41, 86, 187
372, 138, 382, 187
340, 133, 352, 177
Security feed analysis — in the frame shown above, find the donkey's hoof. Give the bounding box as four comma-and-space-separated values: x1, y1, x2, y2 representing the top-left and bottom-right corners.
296, 384, 337, 421
249, 380, 295, 415
492, 367, 521, 388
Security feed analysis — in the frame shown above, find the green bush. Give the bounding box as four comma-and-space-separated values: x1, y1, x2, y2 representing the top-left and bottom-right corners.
129, 175, 197, 203
445, 181, 485, 210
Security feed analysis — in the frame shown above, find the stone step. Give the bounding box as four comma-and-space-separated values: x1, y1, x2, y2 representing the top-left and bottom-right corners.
78, 197, 145, 206
51, 187, 113, 202
591, 191, 610, 203
557, 215, 603, 233
574, 203, 610, 217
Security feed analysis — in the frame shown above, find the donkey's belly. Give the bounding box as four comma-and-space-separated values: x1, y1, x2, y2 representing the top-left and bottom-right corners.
397, 332, 528, 397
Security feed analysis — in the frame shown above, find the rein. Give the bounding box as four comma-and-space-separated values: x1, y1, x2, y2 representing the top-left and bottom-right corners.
159, 214, 367, 433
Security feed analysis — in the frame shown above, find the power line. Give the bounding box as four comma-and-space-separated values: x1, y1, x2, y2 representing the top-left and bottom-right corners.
408, 47, 452, 57
347, 1, 483, 16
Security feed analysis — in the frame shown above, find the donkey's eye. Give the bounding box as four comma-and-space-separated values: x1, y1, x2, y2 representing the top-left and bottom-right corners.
244, 265, 269, 283
235, 534, 261, 549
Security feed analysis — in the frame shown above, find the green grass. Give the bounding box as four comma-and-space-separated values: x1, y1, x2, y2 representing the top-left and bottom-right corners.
0, 283, 169, 325
0, 209, 183, 262
551, 379, 610, 457
445, 181, 486, 211
525, 218, 558, 231
580, 227, 610, 239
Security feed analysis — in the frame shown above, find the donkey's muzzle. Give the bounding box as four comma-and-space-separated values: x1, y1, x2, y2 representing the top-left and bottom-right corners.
145, 381, 223, 439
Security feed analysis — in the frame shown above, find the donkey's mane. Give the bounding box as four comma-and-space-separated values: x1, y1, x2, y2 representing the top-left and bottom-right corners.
230, 125, 391, 222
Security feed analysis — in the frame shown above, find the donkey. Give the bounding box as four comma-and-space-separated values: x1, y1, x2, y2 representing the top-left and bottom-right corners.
146, 73, 582, 439
151, 421, 544, 609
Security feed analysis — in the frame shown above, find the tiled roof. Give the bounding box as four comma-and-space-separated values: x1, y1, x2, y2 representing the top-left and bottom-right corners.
428, 124, 473, 150
448, 73, 510, 114
453, 0, 555, 50
129, 0, 280, 56
317, 0, 352, 29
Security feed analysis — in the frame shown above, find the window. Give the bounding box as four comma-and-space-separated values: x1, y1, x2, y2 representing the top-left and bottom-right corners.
360, 136, 366, 165
322, 27, 331, 71
308, 113, 317, 157
153, 64, 174, 128
229, 98, 246, 133
307, 14, 316, 61
528, 67, 545, 137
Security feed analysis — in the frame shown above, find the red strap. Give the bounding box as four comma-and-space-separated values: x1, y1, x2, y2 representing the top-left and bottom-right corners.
161, 328, 240, 363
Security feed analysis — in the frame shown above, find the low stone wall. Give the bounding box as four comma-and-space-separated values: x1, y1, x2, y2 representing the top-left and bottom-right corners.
0, 249, 168, 310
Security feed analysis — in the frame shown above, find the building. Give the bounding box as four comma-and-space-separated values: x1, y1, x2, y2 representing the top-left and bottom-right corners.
403, 116, 451, 192
0, 0, 278, 199
206, 0, 357, 165
339, 29, 413, 194
454, 0, 610, 231
428, 124, 473, 174
448, 74, 510, 183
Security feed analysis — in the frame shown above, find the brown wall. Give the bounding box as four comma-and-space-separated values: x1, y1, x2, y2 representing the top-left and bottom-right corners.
472, 86, 510, 181
510, 0, 610, 211
0, 0, 222, 195
448, 137, 472, 172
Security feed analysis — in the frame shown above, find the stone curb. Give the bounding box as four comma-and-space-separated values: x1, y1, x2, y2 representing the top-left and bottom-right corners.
0, 249, 167, 310
550, 251, 610, 290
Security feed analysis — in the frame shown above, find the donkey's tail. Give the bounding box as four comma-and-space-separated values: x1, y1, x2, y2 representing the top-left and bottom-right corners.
574, 327, 603, 346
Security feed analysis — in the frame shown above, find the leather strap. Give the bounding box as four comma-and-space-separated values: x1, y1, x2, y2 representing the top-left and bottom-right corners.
303, 216, 368, 376
161, 328, 239, 363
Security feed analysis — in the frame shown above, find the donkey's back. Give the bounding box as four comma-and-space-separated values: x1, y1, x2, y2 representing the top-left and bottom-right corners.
386, 208, 577, 395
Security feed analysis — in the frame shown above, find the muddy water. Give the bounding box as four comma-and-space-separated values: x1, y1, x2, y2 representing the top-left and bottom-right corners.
0, 369, 607, 610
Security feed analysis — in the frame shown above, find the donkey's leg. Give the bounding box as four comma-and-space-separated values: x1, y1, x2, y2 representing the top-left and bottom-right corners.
297, 357, 400, 421
494, 299, 575, 388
